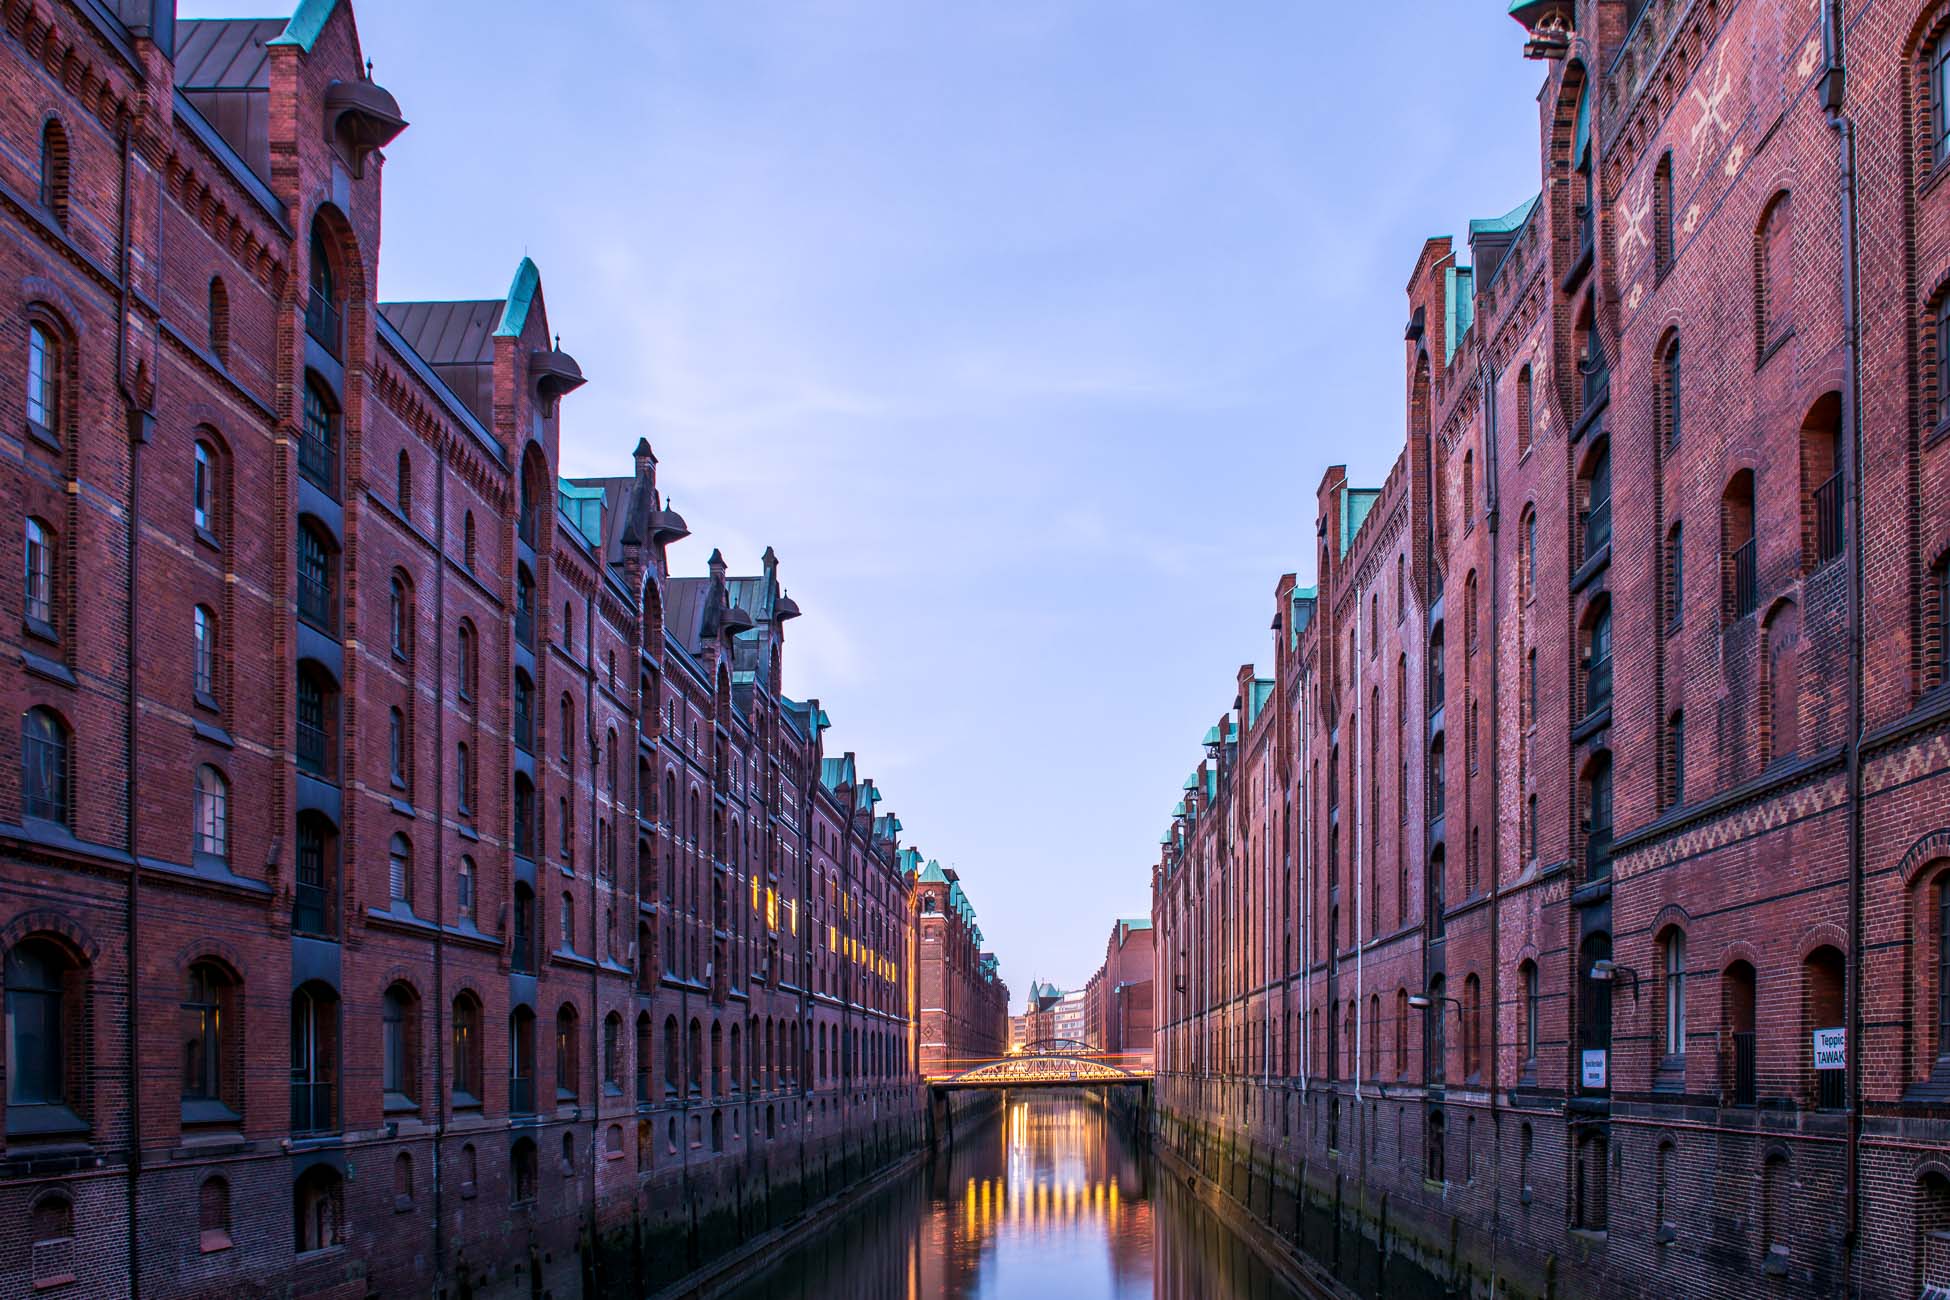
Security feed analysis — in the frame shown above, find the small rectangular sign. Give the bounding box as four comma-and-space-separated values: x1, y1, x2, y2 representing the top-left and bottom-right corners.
1813, 1026, 1846, 1070
1581, 1049, 1607, 1089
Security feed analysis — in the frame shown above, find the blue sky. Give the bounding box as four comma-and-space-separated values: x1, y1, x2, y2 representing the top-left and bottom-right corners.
198, 1, 1548, 996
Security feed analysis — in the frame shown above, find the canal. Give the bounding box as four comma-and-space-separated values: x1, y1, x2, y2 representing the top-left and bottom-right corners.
716, 1090, 1308, 1300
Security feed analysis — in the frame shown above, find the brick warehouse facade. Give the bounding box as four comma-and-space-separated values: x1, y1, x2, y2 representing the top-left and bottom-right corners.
1083, 916, 1155, 1068
0, 2, 931, 1297
905, 855, 1008, 1077
1153, 0, 1950, 1297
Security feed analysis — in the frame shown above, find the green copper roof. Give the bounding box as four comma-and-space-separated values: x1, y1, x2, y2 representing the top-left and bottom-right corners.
917, 859, 948, 885
819, 755, 855, 792
1289, 586, 1316, 649
1172, 801, 1186, 818
1182, 771, 1199, 792
1159, 830, 1173, 845
1470, 195, 1537, 238
1202, 724, 1222, 746
557, 479, 603, 547
1340, 488, 1381, 558
495, 257, 542, 339
1246, 678, 1275, 728
898, 847, 925, 877
267, 0, 336, 50
1205, 768, 1219, 801
1444, 264, 1474, 363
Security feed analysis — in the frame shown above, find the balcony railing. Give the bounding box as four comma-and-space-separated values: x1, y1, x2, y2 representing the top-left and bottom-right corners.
1731, 1030, 1757, 1106
509, 1075, 535, 1114
1586, 653, 1612, 716
305, 289, 342, 359
515, 605, 535, 652
1732, 538, 1758, 619
1816, 1067, 1845, 1112
290, 1080, 333, 1133
1814, 472, 1844, 567
297, 428, 339, 498
1582, 496, 1611, 563
292, 881, 329, 935
1580, 339, 1609, 416
1585, 826, 1612, 881
296, 716, 328, 777
513, 698, 533, 752
297, 569, 333, 632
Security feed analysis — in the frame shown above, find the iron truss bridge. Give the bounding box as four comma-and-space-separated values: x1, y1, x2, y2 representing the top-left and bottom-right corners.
928, 1039, 1153, 1091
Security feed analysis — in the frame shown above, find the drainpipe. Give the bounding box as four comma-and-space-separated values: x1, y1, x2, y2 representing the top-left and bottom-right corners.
1818, 0, 1865, 1284
431, 447, 448, 1281
115, 109, 148, 1300
1353, 582, 1365, 1119
1480, 355, 1505, 1282
584, 587, 600, 1269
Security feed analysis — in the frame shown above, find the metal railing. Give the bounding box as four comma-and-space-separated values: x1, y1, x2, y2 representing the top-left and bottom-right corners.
297, 568, 333, 631
297, 427, 338, 498
1586, 652, 1612, 716
305, 289, 341, 359
1814, 472, 1844, 567
290, 1080, 333, 1133
292, 882, 329, 935
1732, 538, 1758, 619
1731, 1031, 1757, 1106
296, 715, 328, 776
513, 694, 533, 752
1582, 496, 1611, 563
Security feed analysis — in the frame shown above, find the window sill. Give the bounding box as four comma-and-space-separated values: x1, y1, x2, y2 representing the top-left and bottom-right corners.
26, 419, 61, 455
5, 1103, 88, 1139
193, 719, 232, 749
198, 1229, 233, 1255
22, 647, 75, 688
383, 1092, 419, 1116
195, 524, 222, 553
1757, 325, 1795, 371
459, 1180, 477, 1200
24, 616, 61, 648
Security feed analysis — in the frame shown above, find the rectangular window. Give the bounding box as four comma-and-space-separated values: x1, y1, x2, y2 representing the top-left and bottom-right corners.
1936, 40, 1950, 168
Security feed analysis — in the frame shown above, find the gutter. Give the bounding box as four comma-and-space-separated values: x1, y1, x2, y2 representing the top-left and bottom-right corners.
1819, 0, 1865, 1282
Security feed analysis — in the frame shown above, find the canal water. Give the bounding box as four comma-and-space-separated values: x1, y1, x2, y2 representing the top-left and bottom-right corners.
717, 1090, 1304, 1300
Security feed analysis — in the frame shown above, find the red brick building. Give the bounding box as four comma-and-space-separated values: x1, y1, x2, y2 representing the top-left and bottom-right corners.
906, 854, 1008, 1077
1154, 1, 1950, 1296
0, 3, 922, 1296
1084, 917, 1155, 1068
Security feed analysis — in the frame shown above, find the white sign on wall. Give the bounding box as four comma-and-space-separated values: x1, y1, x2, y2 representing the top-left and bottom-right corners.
1581, 1049, 1608, 1089
1813, 1026, 1846, 1070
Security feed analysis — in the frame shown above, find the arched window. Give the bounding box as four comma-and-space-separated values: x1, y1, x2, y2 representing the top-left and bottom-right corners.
1465, 571, 1479, 653
382, 983, 418, 1105
306, 222, 341, 357
560, 693, 575, 764
1756, 192, 1793, 361
388, 707, 408, 790
25, 321, 59, 439
1660, 334, 1681, 448
509, 1006, 537, 1113
1583, 599, 1612, 717
394, 1150, 414, 1208
1665, 710, 1686, 808
1724, 469, 1758, 620
515, 564, 536, 649
556, 1004, 580, 1101
193, 764, 228, 860
289, 983, 339, 1134
38, 119, 69, 225
604, 1011, 623, 1092
1653, 150, 1674, 276
510, 1137, 537, 1204
182, 960, 237, 1116
24, 516, 56, 633
558, 796, 573, 864
199, 1176, 232, 1252
299, 379, 339, 494
396, 450, 412, 514
1582, 751, 1613, 881
1802, 393, 1844, 569
1579, 439, 1612, 564
208, 278, 230, 364
193, 604, 218, 707
297, 522, 336, 632
1516, 364, 1533, 454
1933, 555, 1950, 692
293, 812, 337, 935
456, 620, 476, 703
451, 993, 482, 1103
1428, 623, 1446, 712
560, 890, 575, 950
689, 1018, 704, 1093
7, 938, 80, 1122
1427, 974, 1447, 1084
294, 1165, 344, 1253
1665, 521, 1684, 634
1660, 929, 1687, 1059
387, 833, 412, 907
513, 775, 536, 859
1427, 844, 1446, 941
457, 742, 474, 816
636, 1013, 652, 1103
1520, 960, 1539, 1069
513, 670, 534, 751
511, 881, 535, 972
456, 855, 475, 924
607, 729, 618, 797
463, 510, 477, 568
193, 440, 220, 537
1462, 450, 1475, 530
21, 705, 70, 825
664, 1016, 681, 1096
390, 574, 412, 660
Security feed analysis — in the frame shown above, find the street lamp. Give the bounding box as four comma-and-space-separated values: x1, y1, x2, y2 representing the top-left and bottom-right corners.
1407, 992, 1464, 1019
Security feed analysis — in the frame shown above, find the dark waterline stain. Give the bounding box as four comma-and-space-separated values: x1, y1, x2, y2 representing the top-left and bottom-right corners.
715, 1091, 1304, 1300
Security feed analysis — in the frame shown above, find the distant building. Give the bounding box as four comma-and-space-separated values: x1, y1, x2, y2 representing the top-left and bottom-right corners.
907, 853, 1010, 1076
1052, 989, 1089, 1045
1019, 981, 1063, 1046
1085, 917, 1155, 1067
